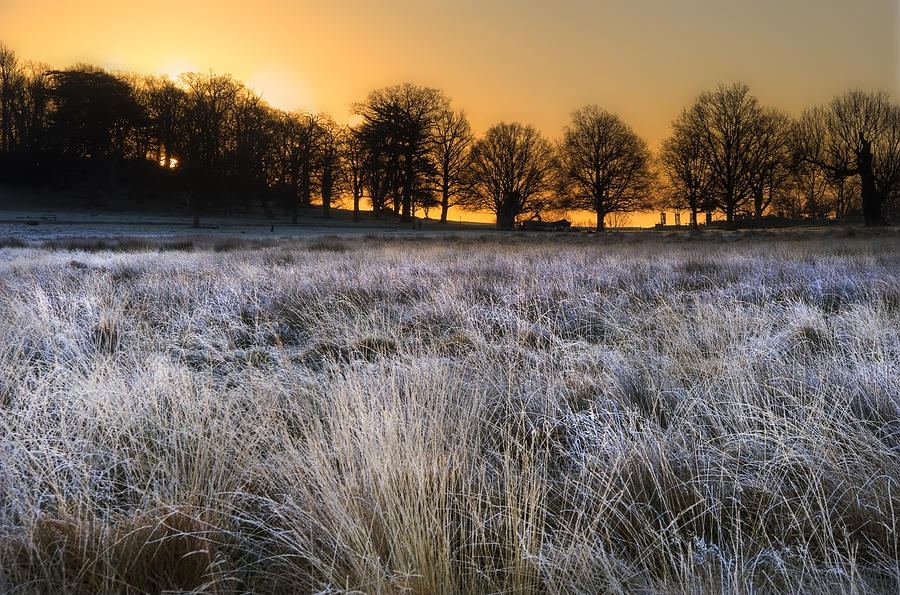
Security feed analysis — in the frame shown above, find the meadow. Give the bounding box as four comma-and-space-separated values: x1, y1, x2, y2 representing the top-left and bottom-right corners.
0, 230, 899, 593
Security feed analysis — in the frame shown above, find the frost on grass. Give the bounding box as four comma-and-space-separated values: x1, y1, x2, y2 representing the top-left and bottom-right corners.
0, 233, 899, 593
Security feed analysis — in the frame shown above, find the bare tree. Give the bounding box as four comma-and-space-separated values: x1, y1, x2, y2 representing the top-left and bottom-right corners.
798, 90, 900, 225
269, 110, 322, 224
15, 61, 50, 156
295, 113, 323, 214
830, 175, 862, 219
230, 88, 274, 215
179, 71, 240, 227
467, 122, 557, 230
684, 83, 769, 228
746, 109, 794, 219
558, 106, 652, 230
431, 107, 473, 223
317, 116, 343, 219
657, 112, 713, 227
360, 133, 396, 218
780, 160, 831, 219
353, 83, 449, 222
0, 43, 22, 154
342, 126, 366, 221
46, 66, 143, 200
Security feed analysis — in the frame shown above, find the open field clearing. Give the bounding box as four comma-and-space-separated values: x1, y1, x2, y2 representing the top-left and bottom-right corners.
1, 231, 899, 593
0, 207, 497, 242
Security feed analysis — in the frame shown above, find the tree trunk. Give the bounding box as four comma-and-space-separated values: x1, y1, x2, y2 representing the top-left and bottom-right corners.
498, 206, 516, 230
857, 136, 883, 226
834, 178, 848, 219
440, 188, 449, 224
401, 171, 413, 223
191, 195, 201, 228
89, 157, 101, 199
725, 203, 735, 230
595, 211, 606, 231
322, 187, 331, 218
259, 195, 275, 220
106, 153, 120, 199
353, 191, 360, 222
401, 199, 411, 222
298, 170, 311, 208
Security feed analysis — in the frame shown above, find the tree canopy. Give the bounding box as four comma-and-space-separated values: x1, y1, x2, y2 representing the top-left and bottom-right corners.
558, 106, 653, 230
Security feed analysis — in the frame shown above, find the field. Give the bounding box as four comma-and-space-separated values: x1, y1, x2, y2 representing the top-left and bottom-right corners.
1, 229, 899, 593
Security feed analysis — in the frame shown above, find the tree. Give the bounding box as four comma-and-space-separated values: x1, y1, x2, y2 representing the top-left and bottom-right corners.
557, 106, 652, 230
269, 110, 322, 223
15, 61, 51, 158
342, 126, 366, 221
230, 87, 274, 215
683, 83, 770, 228
360, 130, 396, 218
831, 176, 862, 219
139, 75, 187, 170
0, 43, 22, 154
782, 160, 831, 219
797, 90, 900, 225
467, 122, 557, 230
46, 65, 144, 199
179, 71, 240, 227
431, 107, 473, 223
353, 83, 449, 222
657, 112, 713, 227
746, 109, 794, 219
316, 116, 343, 218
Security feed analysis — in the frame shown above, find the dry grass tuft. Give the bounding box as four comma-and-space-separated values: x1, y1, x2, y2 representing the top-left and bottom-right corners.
17, 507, 217, 593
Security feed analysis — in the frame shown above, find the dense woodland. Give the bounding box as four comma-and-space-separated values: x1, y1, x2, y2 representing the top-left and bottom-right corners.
0, 43, 898, 229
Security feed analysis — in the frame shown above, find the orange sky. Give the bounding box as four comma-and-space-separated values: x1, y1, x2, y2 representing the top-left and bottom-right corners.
1, 0, 896, 146
0, 0, 897, 225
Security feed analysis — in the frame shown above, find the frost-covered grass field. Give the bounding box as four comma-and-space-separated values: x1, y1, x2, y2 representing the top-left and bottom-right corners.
1, 230, 899, 593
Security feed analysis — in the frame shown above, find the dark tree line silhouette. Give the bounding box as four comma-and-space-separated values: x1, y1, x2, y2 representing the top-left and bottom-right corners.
0, 43, 898, 229
659, 84, 900, 228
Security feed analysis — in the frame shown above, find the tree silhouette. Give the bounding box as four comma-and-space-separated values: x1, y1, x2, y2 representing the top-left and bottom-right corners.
178, 72, 241, 226
467, 122, 557, 230
657, 112, 713, 227
6, 60, 51, 181
797, 90, 900, 225
46, 65, 143, 200
342, 126, 366, 221
557, 106, 652, 230
230, 87, 274, 215
746, 109, 793, 219
4, 41, 900, 229
431, 107, 473, 223
781, 159, 833, 219
354, 83, 449, 222
139, 76, 187, 170
683, 83, 772, 228
359, 128, 397, 218
317, 116, 343, 219
0, 44, 22, 155
269, 110, 322, 224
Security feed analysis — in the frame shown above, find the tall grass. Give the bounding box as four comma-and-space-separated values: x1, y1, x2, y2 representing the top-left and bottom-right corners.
0, 232, 898, 593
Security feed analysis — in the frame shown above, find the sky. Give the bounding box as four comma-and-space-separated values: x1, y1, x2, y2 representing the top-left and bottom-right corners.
0, 0, 896, 151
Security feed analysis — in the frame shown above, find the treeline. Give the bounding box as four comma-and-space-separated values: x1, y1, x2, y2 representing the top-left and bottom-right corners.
0, 43, 898, 229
